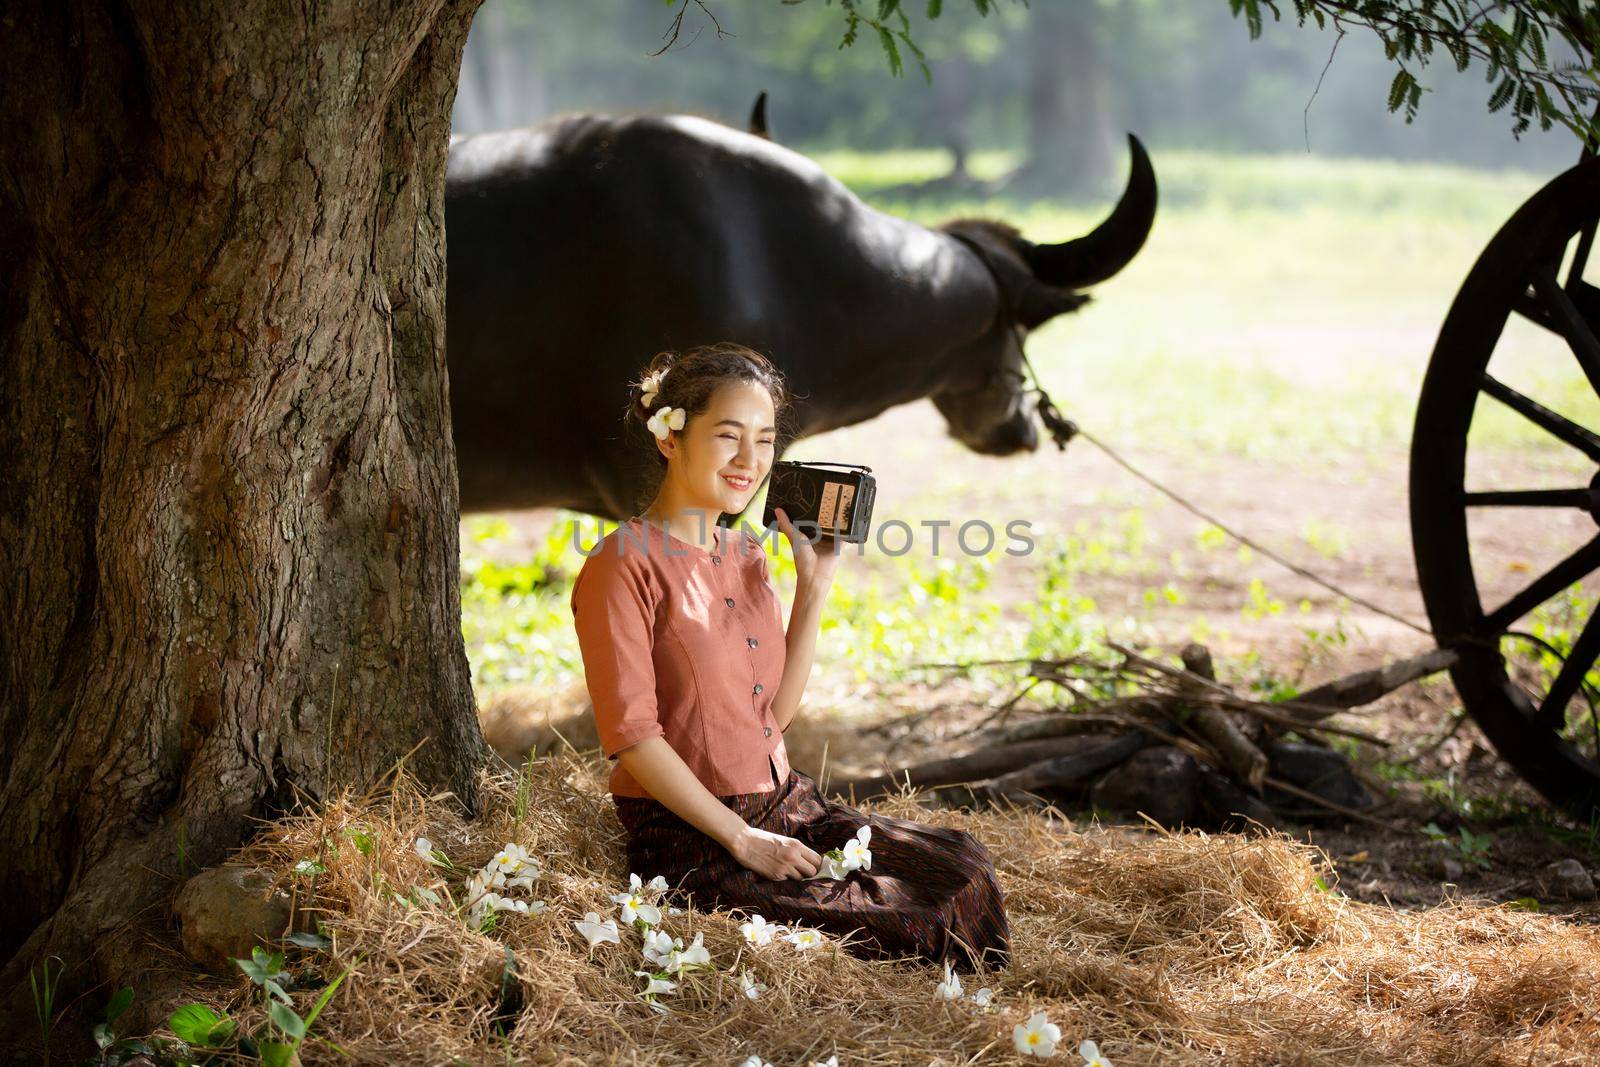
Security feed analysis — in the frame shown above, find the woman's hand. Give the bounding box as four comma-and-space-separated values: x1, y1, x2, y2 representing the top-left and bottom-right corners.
726, 824, 823, 881
773, 506, 844, 591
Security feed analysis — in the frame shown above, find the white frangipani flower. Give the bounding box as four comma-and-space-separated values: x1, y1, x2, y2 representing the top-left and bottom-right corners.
740, 913, 779, 945
463, 871, 495, 923
647, 405, 686, 440
633, 970, 677, 997
413, 836, 436, 862
612, 873, 664, 926
807, 854, 852, 881
1078, 1039, 1113, 1066
739, 969, 767, 1000
784, 927, 824, 951
736, 1057, 773, 1067
490, 842, 537, 876
461, 843, 546, 926
647, 930, 713, 976
969, 986, 994, 1008
840, 825, 872, 871
573, 911, 620, 948
808, 824, 873, 880
638, 368, 666, 408
644, 874, 670, 894
935, 961, 963, 1001
640, 928, 677, 968
1013, 1011, 1062, 1057
486, 893, 544, 916
676, 931, 712, 970
810, 1057, 840, 1067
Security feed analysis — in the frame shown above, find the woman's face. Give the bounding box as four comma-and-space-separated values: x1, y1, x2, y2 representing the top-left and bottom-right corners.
660, 379, 777, 516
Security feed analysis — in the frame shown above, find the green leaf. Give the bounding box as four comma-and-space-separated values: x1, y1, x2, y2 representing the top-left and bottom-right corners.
168, 1004, 226, 1047
93, 1021, 115, 1049
206, 1016, 239, 1047
259, 1039, 298, 1067
1487, 76, 1515, 113
287, 931, 332, 950
875, 25, 902, 77
105, 985, 134, 1023
1386, 68, 1412, 112
270, 999, 308, 1041
292, 859, 326, 877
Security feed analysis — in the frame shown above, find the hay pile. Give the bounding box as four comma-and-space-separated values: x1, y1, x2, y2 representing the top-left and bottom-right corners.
200, 752, 1600, 1065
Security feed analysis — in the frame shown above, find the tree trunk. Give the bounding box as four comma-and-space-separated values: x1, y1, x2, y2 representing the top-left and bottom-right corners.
1022, 0, 1117, 196
0, 0, 488, 1031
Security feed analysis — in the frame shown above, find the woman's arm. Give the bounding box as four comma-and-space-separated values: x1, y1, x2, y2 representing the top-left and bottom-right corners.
767, 508, 844, 734
616, 736, 822, 880
769, 577, 829, 733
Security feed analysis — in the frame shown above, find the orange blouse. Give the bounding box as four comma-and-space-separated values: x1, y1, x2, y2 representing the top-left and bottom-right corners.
569, 516, 792, 798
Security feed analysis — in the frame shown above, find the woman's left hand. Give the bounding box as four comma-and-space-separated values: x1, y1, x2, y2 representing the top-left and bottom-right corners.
773, 507, 843, 591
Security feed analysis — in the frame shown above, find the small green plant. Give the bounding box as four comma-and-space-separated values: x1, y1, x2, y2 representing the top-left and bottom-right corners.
168, 1001, 240, 1054
28, 954, 64, 1063
168, 944, 361, 1066
513, 754, 537, 823
88, 985, 159, 1065
1422, 821, 1495, 870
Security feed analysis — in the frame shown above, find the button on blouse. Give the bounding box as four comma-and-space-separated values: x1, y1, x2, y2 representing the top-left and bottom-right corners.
570, 517, 790, 797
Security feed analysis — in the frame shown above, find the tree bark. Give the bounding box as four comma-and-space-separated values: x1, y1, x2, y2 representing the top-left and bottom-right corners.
0, 0, 487, 1032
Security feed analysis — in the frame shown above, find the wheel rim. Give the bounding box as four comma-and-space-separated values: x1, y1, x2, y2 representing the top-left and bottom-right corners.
1410, 154, 1600, 820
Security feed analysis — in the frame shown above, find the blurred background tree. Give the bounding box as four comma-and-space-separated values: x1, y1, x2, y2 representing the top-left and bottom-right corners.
452, 0, 1598, 197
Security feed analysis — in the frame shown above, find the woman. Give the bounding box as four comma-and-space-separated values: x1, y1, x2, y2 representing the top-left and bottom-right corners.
569, 341, 1010, 973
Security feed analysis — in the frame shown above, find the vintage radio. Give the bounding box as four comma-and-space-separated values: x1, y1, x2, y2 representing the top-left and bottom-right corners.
759, 460, 876, 545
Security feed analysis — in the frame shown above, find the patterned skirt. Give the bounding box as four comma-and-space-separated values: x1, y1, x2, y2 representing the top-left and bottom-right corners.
611, 766, 1011, 973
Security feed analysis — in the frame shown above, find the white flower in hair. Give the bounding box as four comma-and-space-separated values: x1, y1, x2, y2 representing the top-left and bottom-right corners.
638, 368, 667, 408
647, 405, 686, 440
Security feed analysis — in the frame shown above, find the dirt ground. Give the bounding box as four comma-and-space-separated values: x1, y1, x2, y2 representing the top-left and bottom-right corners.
469, 396, 1600, 926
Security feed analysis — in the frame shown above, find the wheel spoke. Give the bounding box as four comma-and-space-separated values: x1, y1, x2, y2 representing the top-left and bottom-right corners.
1536, 605, 1600, 730
1477, 532, 1600, 636
1567, 220, 1597, 290
1531, 264, 1600, 397
1480, 372, 1600, 463
1463, 487, 1595, 508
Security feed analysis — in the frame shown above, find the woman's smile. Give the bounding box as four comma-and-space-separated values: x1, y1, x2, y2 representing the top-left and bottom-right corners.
721, 472, 754, 491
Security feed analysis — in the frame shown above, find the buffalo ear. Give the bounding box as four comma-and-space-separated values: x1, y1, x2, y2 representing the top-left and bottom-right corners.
1014, 284, 1092, 330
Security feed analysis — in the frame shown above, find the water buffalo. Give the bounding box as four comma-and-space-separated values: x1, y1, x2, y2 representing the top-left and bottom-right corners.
445, 103, 1156, 519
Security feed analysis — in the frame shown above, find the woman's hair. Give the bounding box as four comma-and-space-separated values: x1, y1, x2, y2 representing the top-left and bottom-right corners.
623, 342, 794, 513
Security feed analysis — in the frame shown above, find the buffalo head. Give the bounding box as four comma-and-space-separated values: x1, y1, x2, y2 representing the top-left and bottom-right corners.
929, 134, 1157, 456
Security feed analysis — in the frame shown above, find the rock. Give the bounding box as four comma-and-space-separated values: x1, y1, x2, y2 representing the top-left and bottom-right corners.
1263, 741, 1372, 819
174, 866, 294, 973
1089, 745, 1200, 828
1537, 858, 1597, 901
1195, 763, 1280, 833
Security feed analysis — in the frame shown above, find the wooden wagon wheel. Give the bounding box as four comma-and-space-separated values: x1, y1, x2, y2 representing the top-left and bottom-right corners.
1410, 152, 1600, 820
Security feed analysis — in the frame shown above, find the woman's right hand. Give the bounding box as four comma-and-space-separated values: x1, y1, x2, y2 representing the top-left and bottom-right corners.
726, 825, 823, 881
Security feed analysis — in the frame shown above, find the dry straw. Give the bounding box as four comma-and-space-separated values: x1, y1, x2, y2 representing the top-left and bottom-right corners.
171, 752, 1600, 1065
